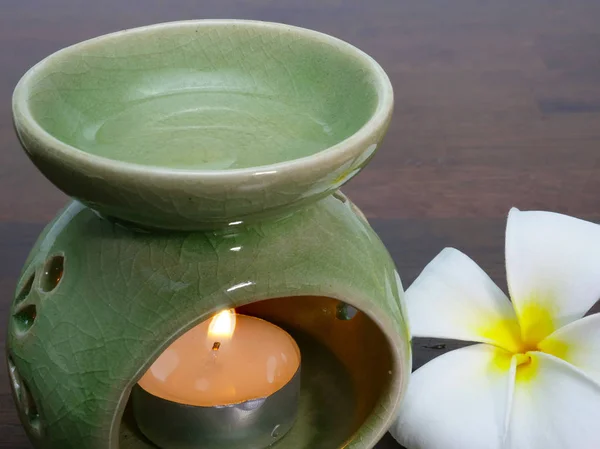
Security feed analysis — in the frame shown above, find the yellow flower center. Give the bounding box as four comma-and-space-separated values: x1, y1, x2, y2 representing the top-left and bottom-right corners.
516, 301, 556, 350
484, 301, 558, 383
514, 353, 531, 367
491, 347, 538, 383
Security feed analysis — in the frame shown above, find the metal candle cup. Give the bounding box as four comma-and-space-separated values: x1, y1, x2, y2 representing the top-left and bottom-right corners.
132, 312, 301, 449
132, 366, 300, 449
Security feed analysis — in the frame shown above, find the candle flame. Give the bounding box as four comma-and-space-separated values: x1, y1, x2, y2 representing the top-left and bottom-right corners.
208, 309, 236, 340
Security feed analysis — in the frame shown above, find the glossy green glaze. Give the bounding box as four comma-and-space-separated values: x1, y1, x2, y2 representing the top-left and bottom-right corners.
7, 195, 410, 449
13, 20, 393, 230
9, 20, 407, 449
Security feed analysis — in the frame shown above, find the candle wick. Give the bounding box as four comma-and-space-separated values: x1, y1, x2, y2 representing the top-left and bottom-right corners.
212, 342, 221, 351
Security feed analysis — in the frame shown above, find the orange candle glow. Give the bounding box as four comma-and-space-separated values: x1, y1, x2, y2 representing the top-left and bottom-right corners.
138, 310, 301, 407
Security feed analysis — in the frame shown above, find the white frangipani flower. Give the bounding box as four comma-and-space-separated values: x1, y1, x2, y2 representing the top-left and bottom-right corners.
391, 208, 600, 449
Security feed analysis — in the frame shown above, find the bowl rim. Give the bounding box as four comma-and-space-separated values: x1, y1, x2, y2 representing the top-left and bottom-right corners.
12, 19, 393, 180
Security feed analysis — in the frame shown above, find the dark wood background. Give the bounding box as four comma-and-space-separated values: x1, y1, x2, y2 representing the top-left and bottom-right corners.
2, 0, 600, 447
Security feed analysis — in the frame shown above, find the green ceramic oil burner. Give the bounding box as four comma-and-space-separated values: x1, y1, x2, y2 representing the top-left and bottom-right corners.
9, 20, 411, 449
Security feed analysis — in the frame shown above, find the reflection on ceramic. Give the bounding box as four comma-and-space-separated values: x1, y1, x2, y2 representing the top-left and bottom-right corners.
13, 20, 393, 230
8, 196, 410, 449
327, 142, 378, 191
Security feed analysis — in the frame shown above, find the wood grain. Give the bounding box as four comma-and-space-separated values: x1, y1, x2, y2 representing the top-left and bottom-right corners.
2, 0, 600, 447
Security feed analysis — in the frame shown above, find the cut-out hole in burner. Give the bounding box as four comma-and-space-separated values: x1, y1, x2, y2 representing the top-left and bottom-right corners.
7, 356, 22, 402
15, 273, 35, 305
13, 305, 37, 334
7, 356, 41, 434
336, 302, 358, 320
23, 382, 40, 425
21, 377, 41, 433
41, 255, 64, 292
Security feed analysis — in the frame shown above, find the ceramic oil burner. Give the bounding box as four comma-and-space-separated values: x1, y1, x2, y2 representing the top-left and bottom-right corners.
9, 20, 411, 449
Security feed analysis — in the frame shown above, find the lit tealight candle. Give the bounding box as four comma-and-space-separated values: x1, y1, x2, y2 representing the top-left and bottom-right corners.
134, 309, 301, 448
138, 310, 300, 407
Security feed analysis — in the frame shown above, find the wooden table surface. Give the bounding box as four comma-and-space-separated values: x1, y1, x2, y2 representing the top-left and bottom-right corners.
2, 0, 600, 447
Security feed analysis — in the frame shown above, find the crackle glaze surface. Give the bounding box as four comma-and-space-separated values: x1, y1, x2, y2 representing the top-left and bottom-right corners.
12, 20, 393, 230
7, 195, 410, 449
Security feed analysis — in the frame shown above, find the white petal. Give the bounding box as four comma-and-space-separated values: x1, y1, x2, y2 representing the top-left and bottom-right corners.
538, 314, 600, 385
506, 208, 600, 345
391, 344, 515, 449
406, 248, 522, 352
506, 352, 600, 449
395, 269, 411, 338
